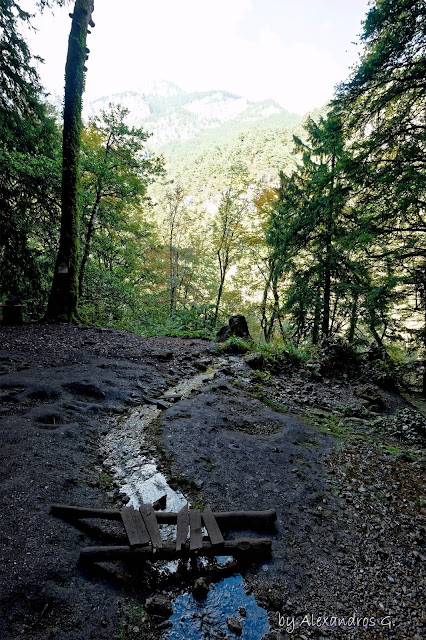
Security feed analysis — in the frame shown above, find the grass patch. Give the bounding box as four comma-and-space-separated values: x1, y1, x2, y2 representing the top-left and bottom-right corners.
309, 412, 374, 442
382, 444, 418, 460
99, 471, 113, 487
255, 391, 288, 414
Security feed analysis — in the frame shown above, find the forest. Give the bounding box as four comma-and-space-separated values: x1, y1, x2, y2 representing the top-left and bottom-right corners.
1, 0, 425, 395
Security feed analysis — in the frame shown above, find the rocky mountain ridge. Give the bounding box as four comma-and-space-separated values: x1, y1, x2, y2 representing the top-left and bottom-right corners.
83, 80, 301, 149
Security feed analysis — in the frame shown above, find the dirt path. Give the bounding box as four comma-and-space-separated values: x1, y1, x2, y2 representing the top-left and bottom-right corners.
0, 325, 424, 640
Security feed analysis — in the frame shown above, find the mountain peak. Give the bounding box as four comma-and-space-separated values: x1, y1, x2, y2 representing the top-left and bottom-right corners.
83, 81, 301, 148
136, 78, 183, 98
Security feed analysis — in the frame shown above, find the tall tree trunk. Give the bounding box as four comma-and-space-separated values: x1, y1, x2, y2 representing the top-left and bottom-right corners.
260, 264, 274, 342
322, 154, 335, 339
78, 189, 101, 298
348, 293, 358, 344
270, 275, 285, 342
312, 289, 321, 346
213, 249, 228, 327
45, 0, 94, 321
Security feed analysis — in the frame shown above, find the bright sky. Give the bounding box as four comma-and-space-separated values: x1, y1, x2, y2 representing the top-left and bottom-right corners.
21, 0, 371, 114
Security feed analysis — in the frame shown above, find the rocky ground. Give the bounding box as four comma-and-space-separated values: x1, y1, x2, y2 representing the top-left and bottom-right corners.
0, 324, 424, 640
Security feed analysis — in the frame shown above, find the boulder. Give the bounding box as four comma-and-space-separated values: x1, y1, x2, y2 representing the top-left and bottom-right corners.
244, 352, 265, 370
216, 315, 251, 343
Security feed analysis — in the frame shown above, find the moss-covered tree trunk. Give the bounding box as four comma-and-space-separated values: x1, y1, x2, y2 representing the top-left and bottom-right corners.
45, 0, 94, 321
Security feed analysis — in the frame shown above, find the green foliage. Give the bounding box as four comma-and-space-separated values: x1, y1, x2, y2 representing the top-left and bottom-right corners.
267, 111, 355, 345
77, 103, 164, 323
146, 304, 217, 338
215, 335, 252, 354
0, 2, 62, 314
335, 0, 426, 391
257, 339, 312, 365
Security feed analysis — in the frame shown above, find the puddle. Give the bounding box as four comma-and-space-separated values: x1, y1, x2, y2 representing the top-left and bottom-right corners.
167, 574, 270, 640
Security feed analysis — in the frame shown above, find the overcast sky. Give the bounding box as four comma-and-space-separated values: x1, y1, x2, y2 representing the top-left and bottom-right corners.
21, 0, 371, 114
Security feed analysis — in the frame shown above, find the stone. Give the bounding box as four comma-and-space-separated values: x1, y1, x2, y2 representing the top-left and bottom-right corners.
145, 594, 173, 618
229, 315, 251, 339
155, 399, 171, 410
244, 353, 265, 370
194, 361, 208, 372
226, 616, 243, 636
216, 324, 232, 342
192, 577, 210, 600
354, 383, 384, 410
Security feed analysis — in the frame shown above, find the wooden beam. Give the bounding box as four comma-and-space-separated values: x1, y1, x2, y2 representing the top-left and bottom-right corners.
202, 505, 224, 547
121, 506, 150, 548
176, 504, 189, 551
50, 504, 121, 520
140, 503, 162, 550
79, 538, 272, 562
189, 509, 203, 552
50, 504, 277, 529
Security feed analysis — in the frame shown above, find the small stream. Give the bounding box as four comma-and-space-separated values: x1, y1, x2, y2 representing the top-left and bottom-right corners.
101, 360, 270, 639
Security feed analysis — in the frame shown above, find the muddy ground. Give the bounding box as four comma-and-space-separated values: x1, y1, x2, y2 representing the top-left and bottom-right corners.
0, 324, 424, 640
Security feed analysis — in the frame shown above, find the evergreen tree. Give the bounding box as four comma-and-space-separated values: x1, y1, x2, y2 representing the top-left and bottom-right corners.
268, 112, 350, 344
337, 0, 426, 391
0, 0, 62, 313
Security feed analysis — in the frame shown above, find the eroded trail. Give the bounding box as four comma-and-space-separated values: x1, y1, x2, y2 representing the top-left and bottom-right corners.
0, 325, 424, 640
98, 353, 335, 639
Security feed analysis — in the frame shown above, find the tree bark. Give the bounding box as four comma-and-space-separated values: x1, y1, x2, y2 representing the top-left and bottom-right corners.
45, 0, 94, 321
213, 247, 229, 327
260, 266, 273, 342
78, 188, 101, 298
348, 293, 358, 344
321, 153, 335, 339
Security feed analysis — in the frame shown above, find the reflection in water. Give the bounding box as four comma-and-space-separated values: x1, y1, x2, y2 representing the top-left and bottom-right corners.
167, 574, 269, 640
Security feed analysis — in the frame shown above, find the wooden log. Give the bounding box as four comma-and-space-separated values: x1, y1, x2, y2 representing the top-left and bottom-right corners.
176, 504, 189, 551
140, 503, 162, 550
202, 505, 224, 547
121, 506, 150, 548
50, 504, 122, 520
189, 508, 203, 552
50, 504, 277, 529
79, 538, 272, 562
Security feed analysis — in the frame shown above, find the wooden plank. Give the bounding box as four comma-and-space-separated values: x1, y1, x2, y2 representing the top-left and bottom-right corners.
140, 503, 163, 549
121, 506, 150, 548
176, 504, 189, 551
80, 538, 272, 563
189, 508, 203, 551
202, 505, 224, 546
51, 504, 277, 530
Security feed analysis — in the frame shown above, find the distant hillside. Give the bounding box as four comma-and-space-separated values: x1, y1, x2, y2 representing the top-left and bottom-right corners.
84, 80, 301, 149
84, 81, 330, 196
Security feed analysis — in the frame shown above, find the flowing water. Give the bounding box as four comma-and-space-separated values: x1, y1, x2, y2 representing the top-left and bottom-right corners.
101, 362, 270, 639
